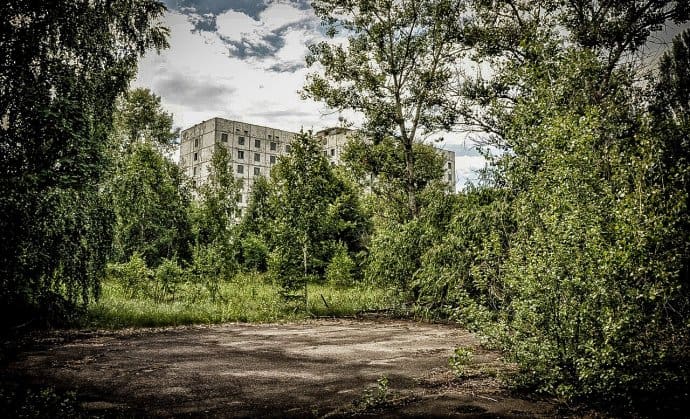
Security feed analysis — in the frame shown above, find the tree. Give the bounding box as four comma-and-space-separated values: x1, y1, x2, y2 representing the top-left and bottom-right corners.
110, 141, 192, 267
190, 145, 243, 277
341, 136, 445, 222
0, 0, 168, 327
268, 132, 369, 304
112, 87, 179, 153
304, 0, 465, 218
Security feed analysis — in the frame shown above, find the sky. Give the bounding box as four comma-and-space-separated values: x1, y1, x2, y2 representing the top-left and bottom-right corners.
133, 0, 688, 190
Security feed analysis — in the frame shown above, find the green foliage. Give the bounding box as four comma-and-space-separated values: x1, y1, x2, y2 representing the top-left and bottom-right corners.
355, 376, 390, 412
454, 2, 690, 406
110, 141, 192, 267
87, 274, 394, 328
111, 88, 179, 152
414, 187, 511, 320
0, 384, 81, 418
305, 0, 465, 217
189, 146, 243, 279
189, 245, 228, 302
326, 243, 356, 286
241, 234, 269, 272
267, 132, 370, 302
342, 136, 446, 222
0, 0, 168, 328
154, 258, 185, 302
106, 253, 152, 299
238, 175, 272, 238
449, 347, 474, 378
365, 221, 424, 298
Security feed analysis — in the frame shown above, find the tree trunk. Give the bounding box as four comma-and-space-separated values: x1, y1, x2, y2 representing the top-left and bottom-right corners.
403, 140, 418, 218
302, 239, 308, 309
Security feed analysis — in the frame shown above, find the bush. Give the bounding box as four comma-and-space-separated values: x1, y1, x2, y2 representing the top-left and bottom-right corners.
106, 253, 152, 299
189, 245, 227, 302
326, 243, 356, 286
267, 246, 304, 301
365, 220, 426, 298
153, 258, 185, 302
241, 234, 269, 272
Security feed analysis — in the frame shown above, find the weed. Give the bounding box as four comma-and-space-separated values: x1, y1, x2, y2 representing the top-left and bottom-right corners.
86, 273, 396, 328
355, 375, 390, 412
449, 347, 474, 377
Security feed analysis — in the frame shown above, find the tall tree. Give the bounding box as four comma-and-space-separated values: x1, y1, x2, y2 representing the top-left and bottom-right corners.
341, 136, 445, 222
110, 141, 192, 267
189, 145, 243, 277
0, 0, 168, 326
268, 132, 369, 304
304, 0, 465, 218
107, 88, 191, 268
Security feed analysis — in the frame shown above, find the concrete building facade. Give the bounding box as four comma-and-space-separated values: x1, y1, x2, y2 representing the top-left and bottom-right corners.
180, 118, 456, 211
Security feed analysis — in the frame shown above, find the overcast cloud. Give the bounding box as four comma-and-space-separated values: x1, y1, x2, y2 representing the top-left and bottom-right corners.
135, 0, 689, 190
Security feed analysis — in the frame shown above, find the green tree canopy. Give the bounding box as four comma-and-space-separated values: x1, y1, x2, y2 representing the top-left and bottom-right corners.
0, 0, 169, 326
304, 0, 465, 218
112, 87, 180, 152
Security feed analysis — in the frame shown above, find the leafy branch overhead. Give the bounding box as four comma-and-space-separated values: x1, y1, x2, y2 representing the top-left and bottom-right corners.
304, 0, 466, 217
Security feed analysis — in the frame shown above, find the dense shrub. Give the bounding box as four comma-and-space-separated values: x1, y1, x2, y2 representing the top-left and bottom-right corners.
326, 243, 357, 286
241, 234, 269, 272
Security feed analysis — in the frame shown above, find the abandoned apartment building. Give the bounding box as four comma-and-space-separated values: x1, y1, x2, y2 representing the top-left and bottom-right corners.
179, 117, 456, 213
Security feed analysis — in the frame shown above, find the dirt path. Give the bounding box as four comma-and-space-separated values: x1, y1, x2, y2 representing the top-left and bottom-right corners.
2, 319, 559, 417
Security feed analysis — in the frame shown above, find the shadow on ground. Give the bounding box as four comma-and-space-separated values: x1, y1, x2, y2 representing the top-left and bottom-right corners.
1, 319, 561, 417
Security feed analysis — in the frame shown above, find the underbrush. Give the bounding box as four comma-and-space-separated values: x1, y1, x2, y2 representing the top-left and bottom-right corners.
86, 273, 396, 328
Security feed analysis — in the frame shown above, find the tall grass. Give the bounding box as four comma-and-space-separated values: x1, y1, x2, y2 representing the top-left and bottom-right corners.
86, 273, 396, 328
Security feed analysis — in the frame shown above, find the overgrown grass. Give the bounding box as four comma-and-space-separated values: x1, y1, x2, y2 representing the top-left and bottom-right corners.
86, 273, 397, 328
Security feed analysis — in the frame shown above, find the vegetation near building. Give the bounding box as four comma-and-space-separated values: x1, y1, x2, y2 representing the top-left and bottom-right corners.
2, 0, 690, 415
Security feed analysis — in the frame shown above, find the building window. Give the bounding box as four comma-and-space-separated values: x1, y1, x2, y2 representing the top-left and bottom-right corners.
254, 153, 260, 162
270, 155, 276, 164
193, 152, 198, 161
254, 167, 260, 176
285, 145, 291, 153
254, 139, 260, 148
193, 166, 197, 176
221, 133, 228, 142
238, 150, 244, 159
237, 194, 242, 203
194, 138, 199, 148
447, 162, 452, 169
270, 142, 276, 151
447, 174, 452, 181
244, 130, 248, 135
237, 165, 244, 174
239, 136, 245, 145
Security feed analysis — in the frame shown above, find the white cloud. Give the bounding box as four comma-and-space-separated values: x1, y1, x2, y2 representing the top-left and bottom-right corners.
134, 11, 340, 133
260, 1, 313, 31
216, 10, 262, 44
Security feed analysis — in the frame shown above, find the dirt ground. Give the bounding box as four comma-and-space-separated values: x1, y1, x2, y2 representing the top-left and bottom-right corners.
2, 319, 563, 417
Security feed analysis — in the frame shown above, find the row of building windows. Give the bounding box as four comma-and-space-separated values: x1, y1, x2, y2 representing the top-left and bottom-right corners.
219, 134, 283, 149
236, 151, 279, 164
236, 165, 262, 176
197, 135, 287, 149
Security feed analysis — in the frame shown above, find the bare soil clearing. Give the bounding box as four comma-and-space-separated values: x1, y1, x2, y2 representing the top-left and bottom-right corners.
2, 319, 561, 417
